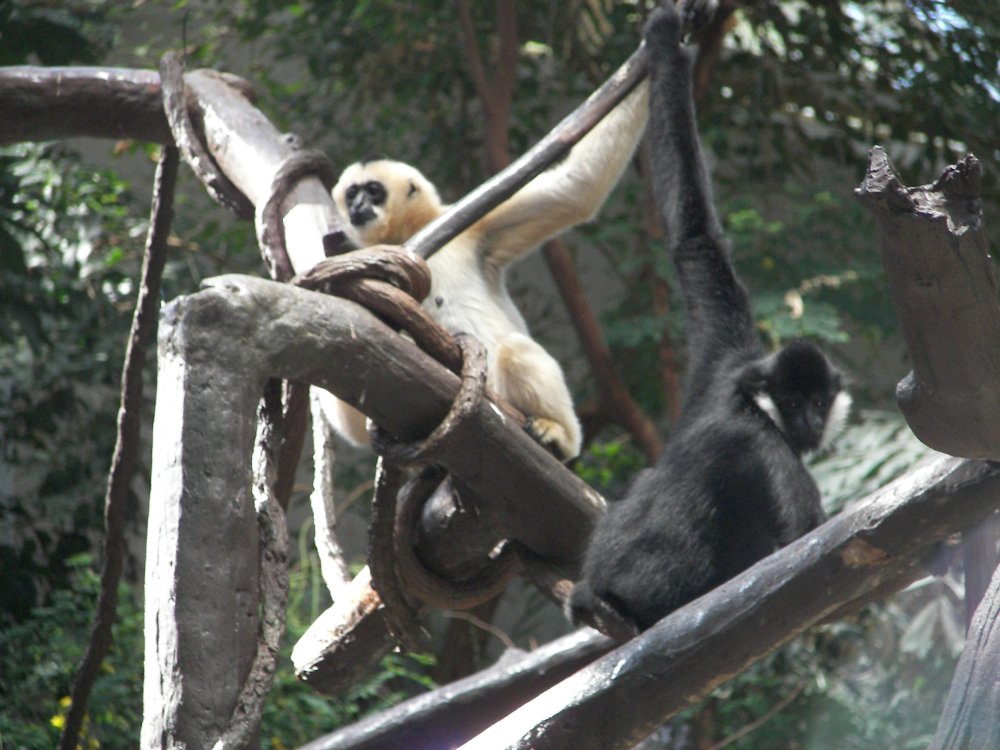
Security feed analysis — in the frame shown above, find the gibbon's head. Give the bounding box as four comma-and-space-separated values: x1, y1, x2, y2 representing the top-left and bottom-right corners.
332, 158, 444, 246
747, 340, 851, 455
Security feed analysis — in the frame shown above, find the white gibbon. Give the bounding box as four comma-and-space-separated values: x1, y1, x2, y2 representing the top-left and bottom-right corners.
321, 80, 649, 460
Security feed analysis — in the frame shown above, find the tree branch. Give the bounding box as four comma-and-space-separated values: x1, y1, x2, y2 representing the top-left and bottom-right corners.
407, 45, 649, 260
856, 147, 1000, 460
299, 629, 612, 750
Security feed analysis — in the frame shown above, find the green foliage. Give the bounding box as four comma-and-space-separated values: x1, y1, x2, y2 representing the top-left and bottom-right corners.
0, 545, 437, 749
0, 144, 140, 620
0, 1, 112, 66
259, 525, 436, 748
684, 601, 958, 750
0, 555, 143, 749
810, 410, 938, 515
574, 435, 647, 496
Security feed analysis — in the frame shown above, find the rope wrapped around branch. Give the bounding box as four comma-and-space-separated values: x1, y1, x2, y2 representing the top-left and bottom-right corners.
371, 335, 522, 608
158, 51, 255, 220
294, 247, 527, 649
256, 147, 338, 281
294, 244, 460, 372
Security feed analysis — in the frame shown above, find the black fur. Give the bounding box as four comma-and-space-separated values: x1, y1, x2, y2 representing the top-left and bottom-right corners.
568, 3, 844, 634
345, 180, 387, 226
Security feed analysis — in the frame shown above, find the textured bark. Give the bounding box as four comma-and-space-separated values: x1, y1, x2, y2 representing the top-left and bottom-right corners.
961, 517, 999, 629
0, 67, 173, 144
856, 148, 1000, 460
929, 546, 1000, 750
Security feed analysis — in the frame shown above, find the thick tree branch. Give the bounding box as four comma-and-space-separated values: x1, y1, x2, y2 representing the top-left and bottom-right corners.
856, 147, 1000, 460
0, 67, 172, 144
299, 629, 613, 750
145, 275, 607, 741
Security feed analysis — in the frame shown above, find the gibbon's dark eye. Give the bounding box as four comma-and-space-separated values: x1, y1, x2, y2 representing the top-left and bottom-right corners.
345, 185, 359, 202
365, 181, 387, 205
407, 180, 419, 197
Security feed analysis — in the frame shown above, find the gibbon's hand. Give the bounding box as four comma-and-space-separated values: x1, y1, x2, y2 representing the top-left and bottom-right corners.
678, 0, 719, 37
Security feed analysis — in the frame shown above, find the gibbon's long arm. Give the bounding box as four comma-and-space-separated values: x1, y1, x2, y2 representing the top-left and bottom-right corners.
646, 10, 761, 402
478, 80, 650, 270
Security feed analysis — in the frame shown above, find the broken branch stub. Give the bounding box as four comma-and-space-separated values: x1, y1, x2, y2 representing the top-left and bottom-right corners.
856, 147, 1000, 460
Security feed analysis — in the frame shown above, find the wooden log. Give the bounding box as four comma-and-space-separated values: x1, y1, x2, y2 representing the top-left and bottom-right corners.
298, 629, 612, 750
929, 532, 1000, 750
856, 148, 1000, 460
143, 275, 604, 744
0, 67, 172, 145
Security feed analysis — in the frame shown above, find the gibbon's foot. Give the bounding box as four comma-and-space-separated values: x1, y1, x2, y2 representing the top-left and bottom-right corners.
525, 416, 576, 462
565, 579, 641, 643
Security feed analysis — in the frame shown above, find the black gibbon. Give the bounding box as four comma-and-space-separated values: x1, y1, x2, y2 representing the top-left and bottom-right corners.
319, 81, 650, 461
567, 3, 850, 634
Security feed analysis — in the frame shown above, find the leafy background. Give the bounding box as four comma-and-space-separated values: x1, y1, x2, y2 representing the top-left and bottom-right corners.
1, 0, 998, 748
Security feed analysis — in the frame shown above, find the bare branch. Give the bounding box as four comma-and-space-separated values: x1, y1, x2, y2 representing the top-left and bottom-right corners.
0, 67, 172, 145
299, 629, 612, 750
543, 238, 662, 462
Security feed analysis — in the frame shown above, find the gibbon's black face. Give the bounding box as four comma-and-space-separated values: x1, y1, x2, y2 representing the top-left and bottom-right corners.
756, 341, 850, 454
344, 180, 388, 227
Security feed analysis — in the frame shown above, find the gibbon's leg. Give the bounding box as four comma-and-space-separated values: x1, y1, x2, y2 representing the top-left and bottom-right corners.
314, 389, 370, 446
492, 332, 582, 461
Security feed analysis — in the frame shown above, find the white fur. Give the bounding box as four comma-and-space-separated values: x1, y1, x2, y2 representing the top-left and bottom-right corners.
325, 81, 650, 460
753, 392, 786, 434
820, 390, 852, 449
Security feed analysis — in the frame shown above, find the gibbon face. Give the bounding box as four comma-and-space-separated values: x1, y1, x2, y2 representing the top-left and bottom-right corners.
331, 158, 444, 246
748, 340, 850, 455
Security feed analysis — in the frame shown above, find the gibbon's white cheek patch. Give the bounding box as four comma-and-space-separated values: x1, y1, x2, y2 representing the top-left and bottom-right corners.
821, 390, 852, 449
754, 392, 786, 435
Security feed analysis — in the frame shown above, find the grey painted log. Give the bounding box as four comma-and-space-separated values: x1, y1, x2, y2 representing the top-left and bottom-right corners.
298, 629, 612, 750
142, 274, 604, 746
451, 457, 1000, 750
929, 534, 1000, 750
856, 148, 1000, 460
0, 67, 172, 145
0, 66, 336, 275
